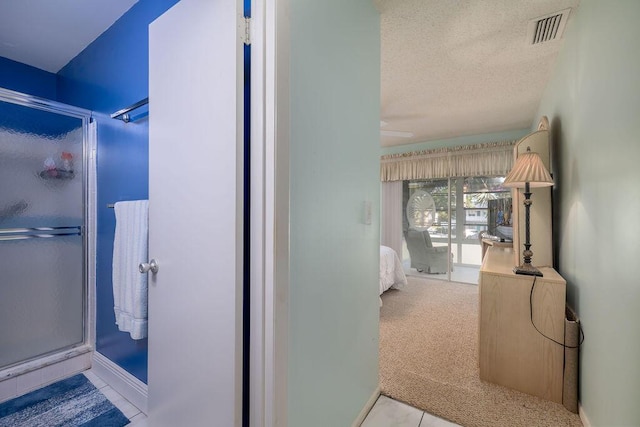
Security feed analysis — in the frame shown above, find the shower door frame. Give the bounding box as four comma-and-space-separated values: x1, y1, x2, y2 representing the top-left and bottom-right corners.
0, 87, 95, 374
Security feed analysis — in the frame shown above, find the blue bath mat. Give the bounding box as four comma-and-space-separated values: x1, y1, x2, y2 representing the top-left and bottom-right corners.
0, 373, 130, 426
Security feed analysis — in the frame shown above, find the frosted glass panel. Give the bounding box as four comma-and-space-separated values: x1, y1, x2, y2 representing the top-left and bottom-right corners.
0, 101, 83, 229
0, 99, 84, 369
0, 236, 84, 367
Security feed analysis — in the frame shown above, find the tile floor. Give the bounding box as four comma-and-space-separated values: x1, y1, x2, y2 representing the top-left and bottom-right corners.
361, 395, 460, 427
82, 370, 147, 426
80, 373, 463, 427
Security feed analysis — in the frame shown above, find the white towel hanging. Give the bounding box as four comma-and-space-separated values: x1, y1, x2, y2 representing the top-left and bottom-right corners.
112, 200, 149, 340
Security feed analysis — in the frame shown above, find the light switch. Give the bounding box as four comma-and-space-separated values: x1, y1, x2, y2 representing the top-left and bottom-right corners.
363, 201, 372, 225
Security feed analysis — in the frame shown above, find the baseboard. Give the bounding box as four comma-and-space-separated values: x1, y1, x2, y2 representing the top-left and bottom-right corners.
579, 402, 591, 427
352, 386, 381, 427
92, 352, 148, 414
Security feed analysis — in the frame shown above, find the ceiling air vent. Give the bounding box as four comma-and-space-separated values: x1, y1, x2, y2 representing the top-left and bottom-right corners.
527, 8, 571, 45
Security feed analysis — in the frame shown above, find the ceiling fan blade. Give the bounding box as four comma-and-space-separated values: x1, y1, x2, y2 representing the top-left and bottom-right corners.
380, 130, 414, 138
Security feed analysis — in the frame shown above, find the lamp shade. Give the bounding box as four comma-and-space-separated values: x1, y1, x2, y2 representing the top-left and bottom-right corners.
503, 147, 554, 188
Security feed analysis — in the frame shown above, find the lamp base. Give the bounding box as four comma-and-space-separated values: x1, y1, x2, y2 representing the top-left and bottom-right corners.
513, 263, 544, 277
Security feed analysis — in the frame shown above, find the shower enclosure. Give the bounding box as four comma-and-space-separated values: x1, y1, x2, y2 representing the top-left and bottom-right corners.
0, 88, 90, 371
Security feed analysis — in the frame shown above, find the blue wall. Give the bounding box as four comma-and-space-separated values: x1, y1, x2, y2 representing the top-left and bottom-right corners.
0, 56, 57, 99
56, 0, 179, 384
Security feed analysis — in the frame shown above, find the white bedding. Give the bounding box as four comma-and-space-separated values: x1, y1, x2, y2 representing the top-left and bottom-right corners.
380, 245, 407, 296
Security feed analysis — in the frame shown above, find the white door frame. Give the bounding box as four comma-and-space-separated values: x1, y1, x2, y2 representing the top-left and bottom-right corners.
249, 0, 290, 426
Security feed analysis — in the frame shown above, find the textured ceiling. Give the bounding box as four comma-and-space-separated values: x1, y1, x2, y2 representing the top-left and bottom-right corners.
0, 0, 579, 144
377, 0, 580, 146
0, 1, 138, 73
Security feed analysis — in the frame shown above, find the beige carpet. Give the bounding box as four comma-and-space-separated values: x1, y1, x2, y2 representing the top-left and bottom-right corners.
379, 277, 583, 427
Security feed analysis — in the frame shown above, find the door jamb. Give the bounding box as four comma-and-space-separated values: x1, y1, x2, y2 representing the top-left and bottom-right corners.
249, 0, 290, 426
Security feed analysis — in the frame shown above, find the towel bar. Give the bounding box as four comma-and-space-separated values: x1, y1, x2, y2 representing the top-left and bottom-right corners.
0, 226, 82, 241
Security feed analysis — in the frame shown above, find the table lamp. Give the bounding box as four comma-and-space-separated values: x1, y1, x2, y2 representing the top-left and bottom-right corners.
503, 146, 554, 276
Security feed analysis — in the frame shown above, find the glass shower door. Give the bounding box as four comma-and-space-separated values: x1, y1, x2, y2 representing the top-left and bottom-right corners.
0, 99, 85, 369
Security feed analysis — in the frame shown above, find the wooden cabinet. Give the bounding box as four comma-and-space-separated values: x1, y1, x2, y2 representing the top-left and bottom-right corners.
480, 238, 513, 260
479, 247, 566, 403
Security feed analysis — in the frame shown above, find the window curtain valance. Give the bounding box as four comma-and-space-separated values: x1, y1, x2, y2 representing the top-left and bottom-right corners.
380, 140, 517, 182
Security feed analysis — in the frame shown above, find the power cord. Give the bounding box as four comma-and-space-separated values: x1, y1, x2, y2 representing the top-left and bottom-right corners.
529, 276, 584, 349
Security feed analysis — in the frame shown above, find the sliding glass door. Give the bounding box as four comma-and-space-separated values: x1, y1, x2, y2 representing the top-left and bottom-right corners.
402, 176, 510, 284
403, 179, 452, 280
